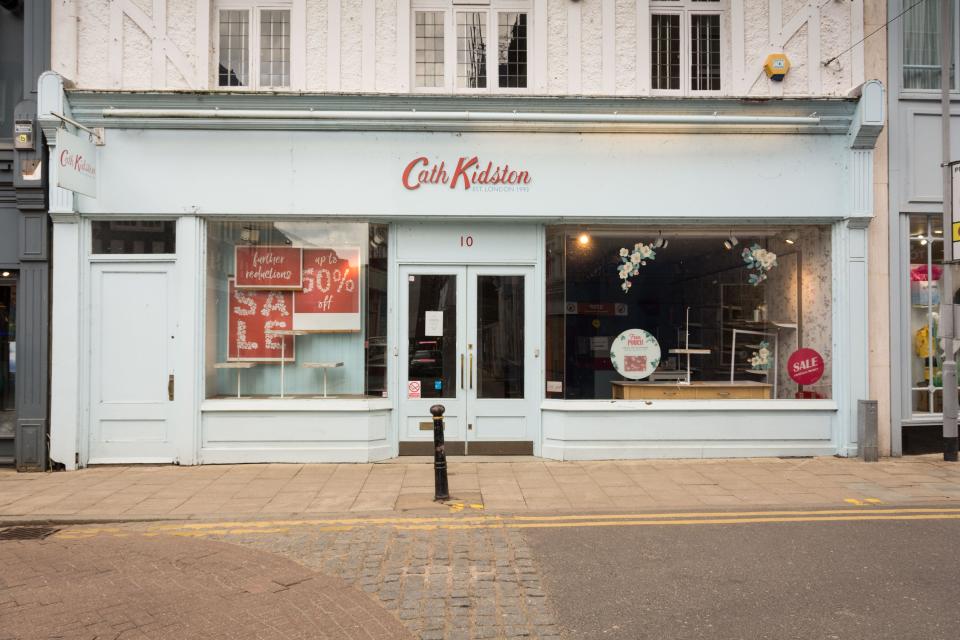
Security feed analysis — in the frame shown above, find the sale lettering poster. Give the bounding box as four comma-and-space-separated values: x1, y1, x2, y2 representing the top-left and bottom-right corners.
235, 246, 303, 289
293, 248, 361, 332
227, 279, 295, 361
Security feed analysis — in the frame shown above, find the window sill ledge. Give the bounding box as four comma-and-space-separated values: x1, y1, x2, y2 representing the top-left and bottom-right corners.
201, 398, 392, 412
541, 399, 838, 412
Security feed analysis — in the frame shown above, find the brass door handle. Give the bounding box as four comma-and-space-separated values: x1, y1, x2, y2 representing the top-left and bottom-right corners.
460, 354, 465, 389
168, 374, 175, 401
469, 352, 474, 389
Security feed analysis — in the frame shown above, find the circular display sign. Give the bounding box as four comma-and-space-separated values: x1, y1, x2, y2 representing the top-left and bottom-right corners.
787, 348, 825, 385
610, 329, 662, 380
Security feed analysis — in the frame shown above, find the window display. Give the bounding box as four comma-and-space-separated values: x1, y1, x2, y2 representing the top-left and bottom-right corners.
545, 225, 832, 400
205, 221, 388, 399
906, 215, 960, 416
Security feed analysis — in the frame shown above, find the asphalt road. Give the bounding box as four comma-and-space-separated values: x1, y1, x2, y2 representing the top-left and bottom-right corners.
526, 517, 960, 640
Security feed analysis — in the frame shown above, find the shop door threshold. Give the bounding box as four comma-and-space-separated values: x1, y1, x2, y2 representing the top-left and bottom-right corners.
398, 441, 534, 456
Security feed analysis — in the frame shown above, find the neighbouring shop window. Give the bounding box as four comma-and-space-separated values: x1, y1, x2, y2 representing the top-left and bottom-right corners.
0, 273, 15, 441
650, 0, 724, 94
216, 1, 292, 89
92, 220, 176, 254
205, 221, 388, 399
413, 1, 529, 91
545, 226, 833, 401
905, 214, 960, 416
902, 0, 957, 91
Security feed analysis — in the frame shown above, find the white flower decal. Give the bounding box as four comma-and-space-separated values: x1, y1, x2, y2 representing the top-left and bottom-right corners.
742, 244, 778, 285
618, 240, 659, 293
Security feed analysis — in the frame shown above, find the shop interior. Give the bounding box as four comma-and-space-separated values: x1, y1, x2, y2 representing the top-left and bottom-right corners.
545, 225, 832, 401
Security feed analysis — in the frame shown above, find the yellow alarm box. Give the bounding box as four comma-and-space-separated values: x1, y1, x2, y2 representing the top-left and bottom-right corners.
764, 53, 790, 81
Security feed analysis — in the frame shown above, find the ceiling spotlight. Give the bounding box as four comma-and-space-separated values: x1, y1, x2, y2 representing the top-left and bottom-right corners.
1, 271, 9, 277
577, 232, 591, 246
784, 231, 799, 245
723, 235, 739, 250
934, 229, 943, 235
920, 238, 928, 246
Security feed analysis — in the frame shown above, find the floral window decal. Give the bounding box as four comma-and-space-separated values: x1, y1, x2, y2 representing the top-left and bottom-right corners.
742, 244, 777, 285
617, 241, 658, 293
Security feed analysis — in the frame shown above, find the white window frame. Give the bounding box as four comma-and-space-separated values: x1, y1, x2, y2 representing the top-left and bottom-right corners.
212, 0, 305, 91
411, 0, 533, 94
899, 0, 960, 95
649, 0, 726, 97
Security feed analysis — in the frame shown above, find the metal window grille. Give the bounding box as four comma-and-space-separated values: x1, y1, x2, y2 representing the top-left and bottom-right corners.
651, 14, 680, 90
415, 11, 446, 88
259, 9, 290, 88
218, 10, 249, 87
497, 12, 527, 88
690, 14, 720, 91
457, 11, 487, 89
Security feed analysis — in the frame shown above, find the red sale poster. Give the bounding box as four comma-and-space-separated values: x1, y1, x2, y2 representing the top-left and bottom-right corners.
234, 245, 303, 289
227, 279, 295, 361
293, 247, 361, 332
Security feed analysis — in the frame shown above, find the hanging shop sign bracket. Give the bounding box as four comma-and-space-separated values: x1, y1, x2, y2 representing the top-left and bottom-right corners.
50, 112, 105, 146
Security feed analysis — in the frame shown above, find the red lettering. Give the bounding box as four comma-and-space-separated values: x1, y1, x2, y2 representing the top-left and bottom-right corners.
402, 156, 429, 190
451, 156, 479, 190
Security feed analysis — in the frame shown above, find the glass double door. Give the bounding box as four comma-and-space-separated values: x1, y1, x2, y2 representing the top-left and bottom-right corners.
399, 265, 537, 455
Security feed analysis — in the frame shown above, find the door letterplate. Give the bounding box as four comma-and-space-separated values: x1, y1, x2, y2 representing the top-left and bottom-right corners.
419, 421, 433, 431
168, 374, 175, 401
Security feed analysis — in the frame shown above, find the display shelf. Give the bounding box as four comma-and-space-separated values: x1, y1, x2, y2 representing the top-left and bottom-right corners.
771, 321, 797, 329
745, 369, 770, 375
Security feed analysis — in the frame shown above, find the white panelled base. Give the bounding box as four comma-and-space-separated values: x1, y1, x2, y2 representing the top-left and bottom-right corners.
540, 401, 838, 460
199, 399, 393, 463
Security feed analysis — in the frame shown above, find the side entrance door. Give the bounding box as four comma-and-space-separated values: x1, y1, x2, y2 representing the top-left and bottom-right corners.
399, 264, 538, 455
88, 262, 179, 463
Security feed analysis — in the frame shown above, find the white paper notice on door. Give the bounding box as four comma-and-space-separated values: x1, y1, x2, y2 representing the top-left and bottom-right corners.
425, 311, 443, 336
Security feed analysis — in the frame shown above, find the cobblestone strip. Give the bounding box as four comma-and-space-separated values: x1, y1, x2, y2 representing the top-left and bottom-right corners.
227, 525, 563, 639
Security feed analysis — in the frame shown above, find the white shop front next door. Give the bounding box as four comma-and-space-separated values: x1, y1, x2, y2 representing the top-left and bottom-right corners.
399, 265, 539, 455
88, 262, 180, 463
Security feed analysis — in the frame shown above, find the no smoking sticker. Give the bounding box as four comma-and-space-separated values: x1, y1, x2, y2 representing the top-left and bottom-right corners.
407, 380, 422, 399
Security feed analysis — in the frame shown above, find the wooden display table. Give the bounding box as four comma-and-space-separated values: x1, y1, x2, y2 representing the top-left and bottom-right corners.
611, 381, 772, 400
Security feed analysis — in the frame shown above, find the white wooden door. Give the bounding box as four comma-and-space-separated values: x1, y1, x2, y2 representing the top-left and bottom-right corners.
399, 265, 538, 455
465, 266, 538, 453
89, 263, 179, 463
398, 266, 468, 450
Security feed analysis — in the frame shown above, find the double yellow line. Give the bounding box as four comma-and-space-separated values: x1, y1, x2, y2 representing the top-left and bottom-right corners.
54, 506, 960, 539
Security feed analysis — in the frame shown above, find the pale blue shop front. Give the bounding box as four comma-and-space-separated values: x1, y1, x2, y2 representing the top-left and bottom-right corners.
41, 78, 883, 468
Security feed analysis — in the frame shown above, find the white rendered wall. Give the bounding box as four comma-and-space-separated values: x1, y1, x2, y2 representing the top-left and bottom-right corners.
56, 0, 863, 96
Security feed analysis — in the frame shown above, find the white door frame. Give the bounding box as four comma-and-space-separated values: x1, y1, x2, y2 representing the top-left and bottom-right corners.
396, 262, 541, 454
77, 216, 201, 467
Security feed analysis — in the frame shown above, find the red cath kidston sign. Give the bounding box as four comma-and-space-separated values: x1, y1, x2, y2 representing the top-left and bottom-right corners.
235, 246, 303, 289
227, 279, 295, 361
293, 248, 361, 332
787, 348, 825, 385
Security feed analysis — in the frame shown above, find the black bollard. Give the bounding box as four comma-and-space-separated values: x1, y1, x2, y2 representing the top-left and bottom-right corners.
431, 404, 450, 501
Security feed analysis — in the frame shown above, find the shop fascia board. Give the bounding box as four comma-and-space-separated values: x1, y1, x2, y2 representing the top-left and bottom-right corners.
63, 91, 858, 136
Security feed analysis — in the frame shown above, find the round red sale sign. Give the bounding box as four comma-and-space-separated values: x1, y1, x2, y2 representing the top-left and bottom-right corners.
787, 348, 824, 385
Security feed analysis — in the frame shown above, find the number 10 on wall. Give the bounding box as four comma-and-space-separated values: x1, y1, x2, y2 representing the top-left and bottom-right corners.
460, 235, 474, 247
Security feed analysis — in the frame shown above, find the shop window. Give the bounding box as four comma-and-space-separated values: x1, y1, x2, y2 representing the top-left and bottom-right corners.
650, 0, 724, 94
91, 220, 176, 254
545, 226, 832, 401
205, 221, 389, 399
902, 0, 957, 91
215, 1, 294, 89
905, 214, 960, 415
413, 1, 529, 92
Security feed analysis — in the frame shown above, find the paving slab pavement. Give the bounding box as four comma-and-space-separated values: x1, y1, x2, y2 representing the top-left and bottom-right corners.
0, 528, 412, 640
2, 455, 960, 522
